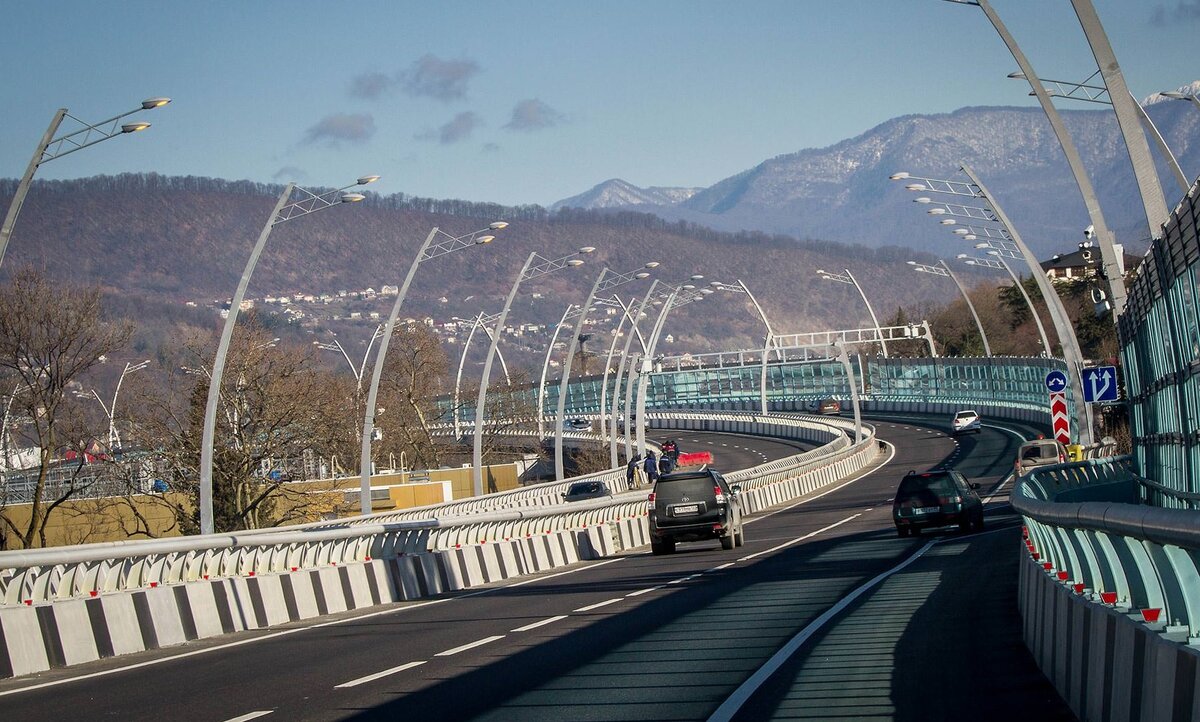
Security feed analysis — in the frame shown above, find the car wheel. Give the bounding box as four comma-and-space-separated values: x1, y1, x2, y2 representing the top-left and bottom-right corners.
974, 512, 986, 531
721, 532, 735, 550
911, 526, 921, 537
959, 516, 972, 533
896, 526, 910, 538
651, 539, 673, 555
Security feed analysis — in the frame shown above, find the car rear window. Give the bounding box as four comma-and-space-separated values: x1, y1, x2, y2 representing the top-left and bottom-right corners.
1021, 443, 1057, 461
956, 411, 976, 419
897, 473, 956, 495
568, 482, 602, 495
655, 474, 716, 504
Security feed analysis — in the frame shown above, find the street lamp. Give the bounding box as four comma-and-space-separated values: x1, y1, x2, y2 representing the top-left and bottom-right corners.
472, 247, 593, 495
88, 360, 151, 451
941, 0, 1149, 317
710, 279, 778, 413
199, 175, 378, 535
894, 166, 1092, 444
610, 284, 660, 465
955, 252, 1051, 359
553, 261, 658, 480
595, 295, 649, 466
634, 277, 707, 456
359, 222, 503, 516
537, 304, 577, 440
1160, 90, 1200, 112
905, 260, 992, 357
1, 97, 171, 267
454, 311, 511, 439
816, 269, 888, 357
314, 324, 384, 394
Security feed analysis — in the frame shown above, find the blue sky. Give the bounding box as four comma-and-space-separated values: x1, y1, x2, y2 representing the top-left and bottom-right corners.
2, 1, 1197, 207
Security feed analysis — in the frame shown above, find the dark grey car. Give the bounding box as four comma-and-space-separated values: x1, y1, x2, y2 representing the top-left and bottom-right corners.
561, 480, 612, 502
648, 469, 744, 554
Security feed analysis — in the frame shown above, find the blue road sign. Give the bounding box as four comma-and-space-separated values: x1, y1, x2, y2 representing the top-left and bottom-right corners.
1082, 366, 1119, 403
1045, 370, 1068, 393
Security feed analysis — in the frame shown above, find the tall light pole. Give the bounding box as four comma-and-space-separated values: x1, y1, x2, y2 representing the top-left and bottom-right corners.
538, 304, 576, 440
314, 324, 384, 394
358, 223, 503, 516
472, 248, 593, 496
894, 165, 1091, 444
1, 97, 170, 268
88, 360, 151, 451
454, 311, 510, 439
943, 0, 1141, 317
955, 253, 1050, 357
611, 283, 660, 465
816, 269, 889, 357
199, 175, 377, 535
635, 279, 707, 456
711, 279, 779, 413
553, 262, 658, 480
905, 260, 992, 357
597, 295, 649, 466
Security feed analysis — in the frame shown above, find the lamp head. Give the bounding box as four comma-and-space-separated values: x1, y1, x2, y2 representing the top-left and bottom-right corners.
963, 234, 977, 241
939, 219, 956, 225
889, 172, 910, 180
913, 197, 931, 204
567, 259, 585, 267
475, 235, 495, 245
141, 97, 171, 109
906, 261, 917, 265
974, 242, 989, 249
986, 250, 1000, 257
956, 254, 969, 259
340, 193, 366, 203
905, 184, 927, 192
689, 274, 704, 281
953, 228, 969, 235
121, 122, 151, 133
578, 246, 596, 254
644, 261, 660, 269
927, 208, 946, 216
634, 272, 650, 279
488, 221, 509, 230
1160, 91, 1188, 99
356, 175, 381, 186
1007, 71, 1026, 80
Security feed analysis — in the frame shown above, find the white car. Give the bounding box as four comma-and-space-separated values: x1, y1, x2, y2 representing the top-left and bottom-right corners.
951, 409, 982, 435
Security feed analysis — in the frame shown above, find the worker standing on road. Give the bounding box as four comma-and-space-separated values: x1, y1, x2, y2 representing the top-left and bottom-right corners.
643, 450, 659, 486
626, 453, 642, 490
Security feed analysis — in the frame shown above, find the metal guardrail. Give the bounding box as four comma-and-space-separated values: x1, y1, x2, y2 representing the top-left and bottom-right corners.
1013, 456, 1200, 643
0, 411, 870, 606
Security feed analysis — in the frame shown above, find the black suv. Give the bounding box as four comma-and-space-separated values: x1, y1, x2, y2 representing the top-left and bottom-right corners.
892, 469, 984, 537
648, 469, 744, 554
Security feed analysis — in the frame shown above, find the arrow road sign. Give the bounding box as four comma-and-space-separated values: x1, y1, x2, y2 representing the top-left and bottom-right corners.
1045, 370, 1068, 393
1050, 391, 1070, 446
1082, 366, 1119, 403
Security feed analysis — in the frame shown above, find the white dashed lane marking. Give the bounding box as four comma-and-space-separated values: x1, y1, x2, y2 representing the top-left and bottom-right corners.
435, 635, 505, 657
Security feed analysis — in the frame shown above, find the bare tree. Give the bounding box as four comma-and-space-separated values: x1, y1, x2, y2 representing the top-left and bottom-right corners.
0, 268, 133, 548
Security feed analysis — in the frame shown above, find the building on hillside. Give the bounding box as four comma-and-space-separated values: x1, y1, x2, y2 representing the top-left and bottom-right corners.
1040, 243, 1139, 282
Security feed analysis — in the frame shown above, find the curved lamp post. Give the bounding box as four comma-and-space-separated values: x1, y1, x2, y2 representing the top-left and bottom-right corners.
816, 269, 889, 357
553, 262, 658, 480
906, 260, 992, 357
314, 324, 384, 394
611, 283, 660, 465
89, 360, 151, 451
955, 253, 1050, 357
199, 175, 377, 535
455, 311, 511, 439
634, 279, 707, 456
537, 304, 576, 440
1160, 90, 1200, 112
358, 223, 504, 516
711, 279, 778, 413
1, 97, 170, 268
472, 247, 593, 496
598, 295, 649, 466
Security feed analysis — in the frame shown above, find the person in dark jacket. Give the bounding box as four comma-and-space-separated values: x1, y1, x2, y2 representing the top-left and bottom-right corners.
643, 450, 659, 485
626, 453, 642, 490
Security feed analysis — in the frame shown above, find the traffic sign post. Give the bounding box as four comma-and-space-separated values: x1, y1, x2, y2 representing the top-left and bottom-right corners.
1050, 391, 1070, 446
1082, 366, 1119, 403
1045, 370, 1068, 393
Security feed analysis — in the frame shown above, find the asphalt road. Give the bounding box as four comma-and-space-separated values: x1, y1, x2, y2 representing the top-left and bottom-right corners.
0, 416, 1073, 721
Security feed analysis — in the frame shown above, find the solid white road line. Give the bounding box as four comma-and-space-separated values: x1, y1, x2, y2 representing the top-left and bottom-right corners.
709, 539, 938, 722
738, 514, 861, 562
511, 615, 569, 632
335, 661, 427, 689
626, 585, 665, 597
435, 635, 505, 657
223, 713, 273, 722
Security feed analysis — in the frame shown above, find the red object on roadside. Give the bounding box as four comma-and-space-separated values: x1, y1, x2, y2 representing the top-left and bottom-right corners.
1100, 591, 1118, 604
676, 451, 713, 466
1141, 608, 1162, 623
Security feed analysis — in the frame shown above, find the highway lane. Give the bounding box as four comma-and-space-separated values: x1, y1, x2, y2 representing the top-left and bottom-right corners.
0, 418, 1065, 721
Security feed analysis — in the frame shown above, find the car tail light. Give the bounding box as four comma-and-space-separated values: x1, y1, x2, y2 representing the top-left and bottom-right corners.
646, 492, 655, 511
714, 486, 725, 504
939, 495, 962, 506
1058, 454, 1066, 463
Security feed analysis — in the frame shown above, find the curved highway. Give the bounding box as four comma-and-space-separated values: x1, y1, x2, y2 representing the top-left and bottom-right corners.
0, 416, 1072, 720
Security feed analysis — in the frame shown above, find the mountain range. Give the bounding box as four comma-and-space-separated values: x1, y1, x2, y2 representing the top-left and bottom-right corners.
552, 85, 1200, 259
